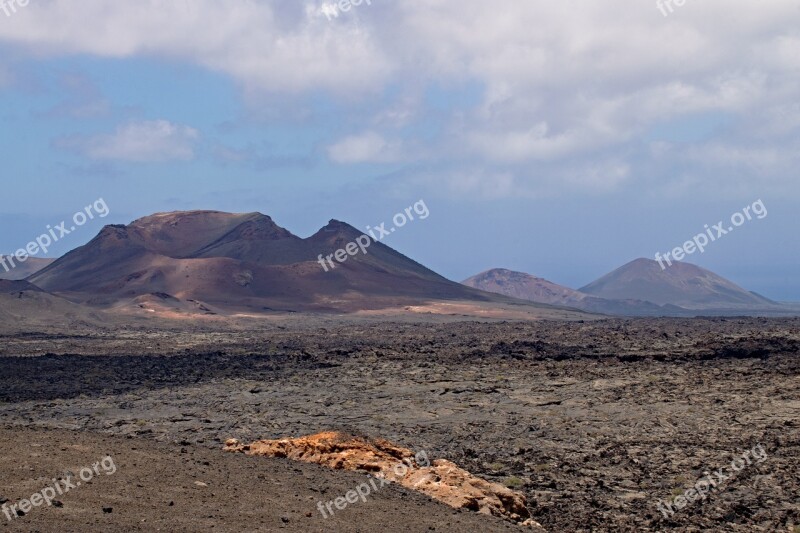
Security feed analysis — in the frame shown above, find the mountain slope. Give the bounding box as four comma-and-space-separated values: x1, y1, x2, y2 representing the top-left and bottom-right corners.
579, 258, 777, 310
0, 279, 44, 294
30, 211, 578, 316
463, 269, 586, 306
0, 279, 105, 332
463, 268, 681, 316
0, 256, 55, 280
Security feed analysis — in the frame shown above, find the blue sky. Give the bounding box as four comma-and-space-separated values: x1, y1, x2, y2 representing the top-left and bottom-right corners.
0, 0, 798, 299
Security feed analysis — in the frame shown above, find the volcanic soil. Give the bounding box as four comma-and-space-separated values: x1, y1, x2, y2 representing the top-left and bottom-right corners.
0, 316, 799, 532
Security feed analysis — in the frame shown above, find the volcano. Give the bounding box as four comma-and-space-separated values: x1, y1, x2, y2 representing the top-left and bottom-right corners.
29, 210, 580, 316
463, 268, 682, 316
579, 258, 777, 311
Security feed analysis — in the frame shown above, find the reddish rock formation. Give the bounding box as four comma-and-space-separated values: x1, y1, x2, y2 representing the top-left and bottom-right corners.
224, 431, 542, 529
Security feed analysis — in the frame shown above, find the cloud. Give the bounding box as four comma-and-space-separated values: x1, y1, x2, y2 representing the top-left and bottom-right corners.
3, 0, 800, 196
56, 120, 199, 162
0, 0, 391, 94
468, 123, 587, 162
327, 132, 403, 164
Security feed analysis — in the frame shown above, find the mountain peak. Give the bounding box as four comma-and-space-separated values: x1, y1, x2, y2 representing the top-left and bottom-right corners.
469, 268, 545, 282
463, 268, 582, 306
123, 211, 291, 258
132, 210, 259, 224
321, 219, 359, 232
580, 258, 775, 309
29, 209, 521, 314
309, 220, 364, 242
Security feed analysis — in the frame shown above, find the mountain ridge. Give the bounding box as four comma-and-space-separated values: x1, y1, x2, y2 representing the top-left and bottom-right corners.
464, 260, 792, 317
579, 258, 777, 310
463, 268, 685, 316
29, 210, 582, 317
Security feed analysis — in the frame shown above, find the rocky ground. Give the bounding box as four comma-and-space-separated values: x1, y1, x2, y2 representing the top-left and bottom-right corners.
0, 426, 514, 532
1, 317, 799, 531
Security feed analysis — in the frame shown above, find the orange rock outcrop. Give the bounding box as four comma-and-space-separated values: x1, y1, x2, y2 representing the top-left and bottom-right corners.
224, 431, 542, 529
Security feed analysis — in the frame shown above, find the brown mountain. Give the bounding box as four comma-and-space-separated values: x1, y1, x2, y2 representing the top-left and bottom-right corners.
29, 211, 584, 316
0, 279, 105, 332
463, 269, 585, 306
0, 256, 55, 280
462, 268, 679, 316
578, 258, 778, 311
0, 279, 44, 294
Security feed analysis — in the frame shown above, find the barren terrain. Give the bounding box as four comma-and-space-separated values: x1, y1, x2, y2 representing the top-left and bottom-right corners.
1, 317, 799, 531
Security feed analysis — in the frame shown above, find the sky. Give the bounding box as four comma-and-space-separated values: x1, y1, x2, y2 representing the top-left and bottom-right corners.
0, 0, 798, 299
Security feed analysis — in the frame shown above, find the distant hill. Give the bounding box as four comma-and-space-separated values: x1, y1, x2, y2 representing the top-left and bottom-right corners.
0, 279, 44, 294
0, 279, 105, 332
463, 268, 683, 316
464, 260, 795, 316
29, 211, 586, 317
579, 258, 777, 311
0, 256, 55, 280
463, 269, 584, 306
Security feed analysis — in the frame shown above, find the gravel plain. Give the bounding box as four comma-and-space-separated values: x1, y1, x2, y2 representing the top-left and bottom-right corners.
1, 317, 799, 531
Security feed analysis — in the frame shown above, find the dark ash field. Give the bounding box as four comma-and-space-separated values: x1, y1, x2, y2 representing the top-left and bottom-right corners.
1, 317, 799, 532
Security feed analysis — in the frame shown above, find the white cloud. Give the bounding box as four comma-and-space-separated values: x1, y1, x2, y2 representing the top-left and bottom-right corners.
0, 0, 391, 94
468, 123, 591, 162
2, 0, 800, 195
327, 132, 402, 164
57, 120, 199, 162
